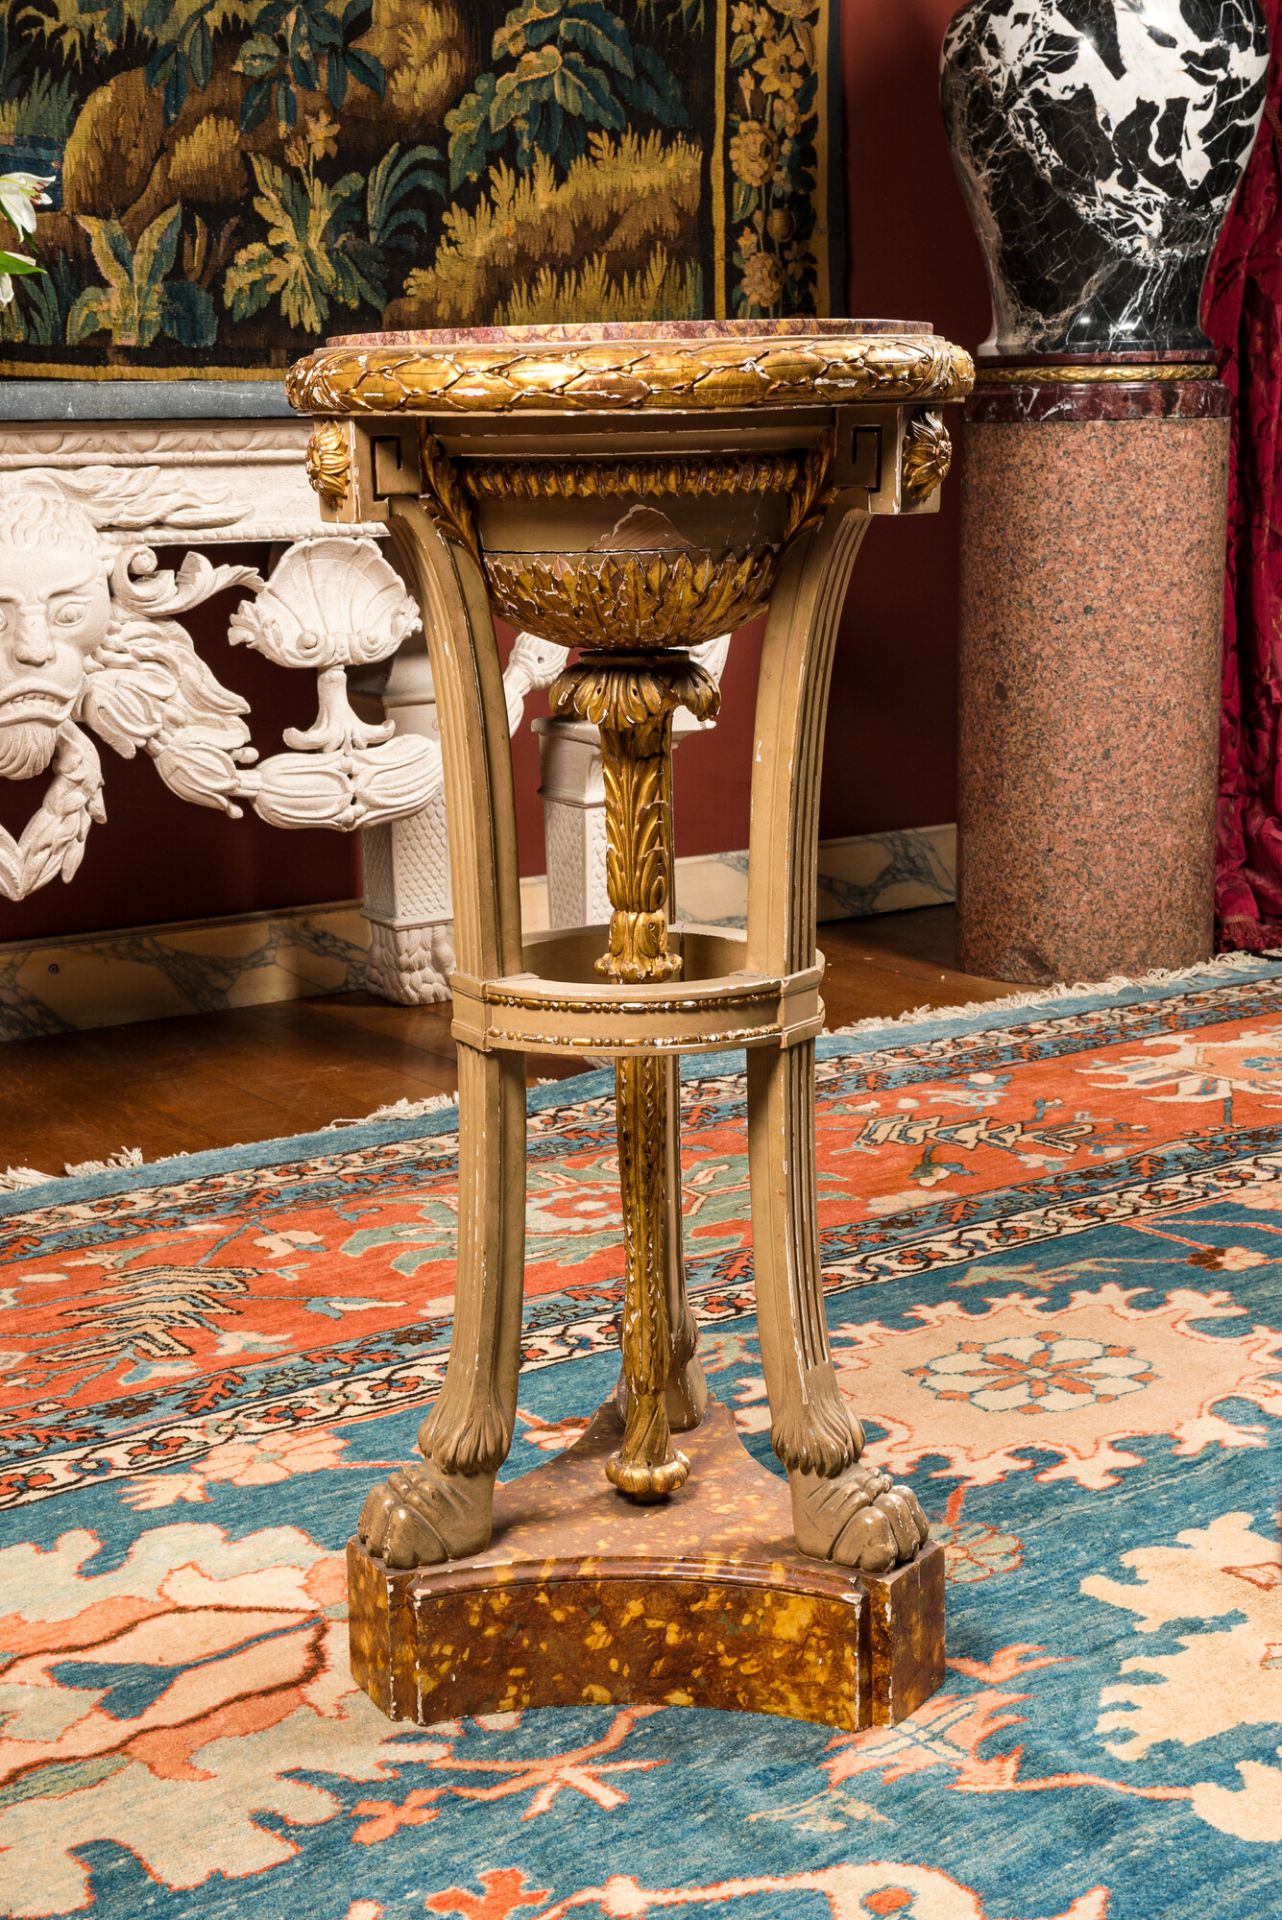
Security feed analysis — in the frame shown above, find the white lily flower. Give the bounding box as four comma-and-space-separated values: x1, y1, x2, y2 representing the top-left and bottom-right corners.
0, 172, 54, 239
0, 247, 41, 305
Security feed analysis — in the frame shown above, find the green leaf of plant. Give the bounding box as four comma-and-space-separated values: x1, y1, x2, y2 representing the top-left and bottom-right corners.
491, 45, 561, 131
628, 42, 687, 124
563, 47, 624, 128
494, 0, 559, 60
75, 216, 132, 295
132, 203, 183, 297
346, 48, 384, 95
224, 243, 280, 321
445, 76, 499, 188
66, 287, 112, 344
0, 251, 42, 277
161, 279, 217, 347
235, 35, 280, 79
560, 11, 632, 76
190, 19, 213, 89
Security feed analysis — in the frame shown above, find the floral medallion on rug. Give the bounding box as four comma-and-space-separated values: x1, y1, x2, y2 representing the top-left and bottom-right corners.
2, 958, 1282, 1920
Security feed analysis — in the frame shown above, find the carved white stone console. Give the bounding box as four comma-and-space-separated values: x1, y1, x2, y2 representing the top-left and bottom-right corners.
0, 415, 729, 1010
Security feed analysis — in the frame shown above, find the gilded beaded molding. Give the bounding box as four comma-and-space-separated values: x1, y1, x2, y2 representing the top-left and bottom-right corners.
975, 362, 1217, 385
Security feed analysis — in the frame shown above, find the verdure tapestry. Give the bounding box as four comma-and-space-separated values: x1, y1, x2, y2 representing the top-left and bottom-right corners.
0, 0, 845, 381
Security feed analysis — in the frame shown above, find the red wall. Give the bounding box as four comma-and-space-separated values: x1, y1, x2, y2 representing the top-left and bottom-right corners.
0, 6, 988, 944
824, 0, 989, 841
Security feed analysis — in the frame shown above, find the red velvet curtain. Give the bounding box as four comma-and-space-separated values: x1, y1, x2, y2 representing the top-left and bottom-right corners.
1205, 8, 1282, 950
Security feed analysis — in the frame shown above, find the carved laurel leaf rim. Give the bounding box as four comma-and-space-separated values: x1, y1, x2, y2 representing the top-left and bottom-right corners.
286, 335, 975, 417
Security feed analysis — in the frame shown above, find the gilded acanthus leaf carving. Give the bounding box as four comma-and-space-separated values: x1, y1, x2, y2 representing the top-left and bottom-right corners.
486, 548, 776, 651
417, 429, 481, 564
782, 427, 837, 541
610, 1051, 688, 1502
548, 650, 720, 1498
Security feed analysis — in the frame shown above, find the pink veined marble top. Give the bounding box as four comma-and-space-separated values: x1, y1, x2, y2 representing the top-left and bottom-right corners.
326, 317, 931, 348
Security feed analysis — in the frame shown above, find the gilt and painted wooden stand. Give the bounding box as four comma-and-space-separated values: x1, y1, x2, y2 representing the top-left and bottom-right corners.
288, 318, 972, 1733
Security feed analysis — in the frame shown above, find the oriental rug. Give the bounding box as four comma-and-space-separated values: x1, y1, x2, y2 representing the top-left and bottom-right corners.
2, 958, 1282, 1919
0, 0, 843, 381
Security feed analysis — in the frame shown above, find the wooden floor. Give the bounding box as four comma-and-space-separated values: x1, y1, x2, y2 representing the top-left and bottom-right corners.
0, 906, 1011, 1172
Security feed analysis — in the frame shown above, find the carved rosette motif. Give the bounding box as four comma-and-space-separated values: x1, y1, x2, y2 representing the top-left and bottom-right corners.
304, 421, 351, 509
901, 410, 953, 503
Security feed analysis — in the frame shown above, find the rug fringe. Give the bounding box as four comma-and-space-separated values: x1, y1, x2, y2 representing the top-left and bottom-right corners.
5, 954, 1278, 1198
326, 1092, 459, 1127
0, 1145, 145, 1193
326, 1076, 566, 1129
824, 947, 1281, 1042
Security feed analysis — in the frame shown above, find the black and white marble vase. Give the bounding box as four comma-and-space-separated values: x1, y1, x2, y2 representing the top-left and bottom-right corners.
941, 0, 1269, 356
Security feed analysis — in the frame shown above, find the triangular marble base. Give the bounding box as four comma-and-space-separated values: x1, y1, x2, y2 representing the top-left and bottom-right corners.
347, 1400, 944, 1732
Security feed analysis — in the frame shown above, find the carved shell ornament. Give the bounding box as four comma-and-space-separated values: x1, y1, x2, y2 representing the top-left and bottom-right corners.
228, 535, 419, 670
228, 535, 435, 828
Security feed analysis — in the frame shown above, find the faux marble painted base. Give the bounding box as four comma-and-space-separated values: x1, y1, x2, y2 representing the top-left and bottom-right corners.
957, 400, 1229, 985
347, 1402, 944, 1733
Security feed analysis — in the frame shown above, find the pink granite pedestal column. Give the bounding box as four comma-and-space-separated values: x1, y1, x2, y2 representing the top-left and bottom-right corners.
956, 376, 1230, 985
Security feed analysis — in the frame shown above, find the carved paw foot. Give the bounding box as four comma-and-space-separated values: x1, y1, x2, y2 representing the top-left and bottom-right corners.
790, 1463, 929, 1574
358, 1460, 495, 1569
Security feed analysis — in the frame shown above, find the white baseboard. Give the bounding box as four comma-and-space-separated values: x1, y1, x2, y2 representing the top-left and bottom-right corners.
522, 823, 956, 931
0, 903, 370, 1043
1, 826, 956, 1041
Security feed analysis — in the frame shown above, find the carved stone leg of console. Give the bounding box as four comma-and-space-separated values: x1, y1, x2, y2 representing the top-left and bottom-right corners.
745, 509, 929, 1574
353, 632, 452, 1004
